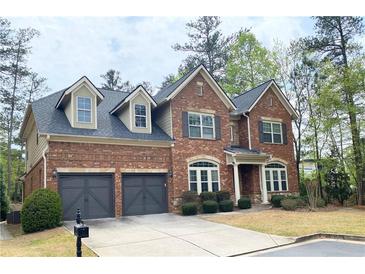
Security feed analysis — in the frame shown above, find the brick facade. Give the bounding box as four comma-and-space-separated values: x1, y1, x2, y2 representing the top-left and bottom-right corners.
24, 158, 44, 198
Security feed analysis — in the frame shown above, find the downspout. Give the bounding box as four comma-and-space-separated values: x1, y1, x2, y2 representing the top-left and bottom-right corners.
242, 113, 251, 149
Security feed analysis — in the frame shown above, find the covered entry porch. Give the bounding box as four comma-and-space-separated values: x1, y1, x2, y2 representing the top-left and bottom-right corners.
225, 147, 271, 204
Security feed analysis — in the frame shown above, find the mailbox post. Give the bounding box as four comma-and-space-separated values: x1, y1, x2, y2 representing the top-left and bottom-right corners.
73, 209, 89, 257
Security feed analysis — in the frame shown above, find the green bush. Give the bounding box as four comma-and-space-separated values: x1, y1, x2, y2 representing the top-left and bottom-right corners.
281, 198, 298, 211
202, 200, 218, 213
200, 191, 217, 202
181, 202, 198, 216
316, 198, 326, 208
21, 189, 62, 233
216, 191, 231, 202
238, 196, 251, 209
219, 200, 234, 212
0, 181, 9, 221
181, 191, 199, 203
296, 197, 307, 208
271, 195, 285, 207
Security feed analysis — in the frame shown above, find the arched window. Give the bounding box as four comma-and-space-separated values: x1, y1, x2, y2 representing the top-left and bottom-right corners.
264, 162, 288, 192
188, 161, 220, 193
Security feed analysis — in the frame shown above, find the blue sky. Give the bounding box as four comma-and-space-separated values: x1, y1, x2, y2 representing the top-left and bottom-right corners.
9, 17, 315, 93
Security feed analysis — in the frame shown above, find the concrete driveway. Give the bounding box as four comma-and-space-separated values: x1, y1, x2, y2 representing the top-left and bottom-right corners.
65, 213, 294, 256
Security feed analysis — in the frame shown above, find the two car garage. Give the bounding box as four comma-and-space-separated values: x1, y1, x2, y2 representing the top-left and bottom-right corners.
58, 173, 168, 220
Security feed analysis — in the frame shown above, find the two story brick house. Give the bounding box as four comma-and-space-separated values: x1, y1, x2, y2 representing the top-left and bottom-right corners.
20, 64, 299, 220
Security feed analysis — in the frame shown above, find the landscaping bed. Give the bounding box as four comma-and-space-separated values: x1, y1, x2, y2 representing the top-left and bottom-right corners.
0, 224, 96, 257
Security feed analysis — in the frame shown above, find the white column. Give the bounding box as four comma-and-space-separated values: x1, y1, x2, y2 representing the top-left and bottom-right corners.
260, 164, 269, 204
233, 163, 241, 205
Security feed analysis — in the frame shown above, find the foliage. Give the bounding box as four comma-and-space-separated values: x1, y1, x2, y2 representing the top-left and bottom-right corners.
281, 199, 298, 211
271, 195, 285, 208
0, 172, 10, 221
21, 189, 62, 233
238, 196, 251, 209
181, 202, 198, 216
181, 191, 199, 203
316, 198, 326, 208
219, 200, 234, 212
202, 200, 218, 213
216, 190, 231, 202
199, 191, 217, 202
159, 74, 178, 89
224, 31, 278, 95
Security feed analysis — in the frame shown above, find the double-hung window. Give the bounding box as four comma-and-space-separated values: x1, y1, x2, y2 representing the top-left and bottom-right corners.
264, 163, 288, 192
188, 112, 215, 139
188, 161, 220, 194
263, 121, 282, 144
135, 104, 147, 128
77, 97, 92, 123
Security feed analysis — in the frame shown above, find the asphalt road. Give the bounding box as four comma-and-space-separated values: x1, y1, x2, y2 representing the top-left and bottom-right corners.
252, 240, 365, 257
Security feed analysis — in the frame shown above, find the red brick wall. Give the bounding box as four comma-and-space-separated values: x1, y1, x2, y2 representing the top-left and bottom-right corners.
170, 72, 234, 206
245, 87, 299, 193
238, 115, 249, 148
46, 142, 172, 217
24, 158, 43, 197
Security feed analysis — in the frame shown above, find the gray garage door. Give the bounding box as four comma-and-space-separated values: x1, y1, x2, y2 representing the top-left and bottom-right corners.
59, 174, 114, 220
122, 173, 168, 216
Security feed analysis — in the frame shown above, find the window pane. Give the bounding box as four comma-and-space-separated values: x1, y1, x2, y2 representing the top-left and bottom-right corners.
266, 163, 285, 169
280, 170, 286, 180
202, 115, 213, 126
135, 116, 146, 127
135, 104, 146, 116
281, 181, 287, 191
273, 133, 282, 144
200, 170, 208, 182
190, 182, 197, 192
212, 182, 219, 192
78, 110, 91, 123
189, 170, 197, 182
203, 127, 214, 139
201, 183, 208, 192
78, 97, 91, 110
263, 133, 272, 143
263, 122, 271, 133
189, 126, 201, 137
266, 181, 271, 191
188, 114, 200, 125
273, 170, 278, 180
190, 162, 217, 167
211, 170, 218, 181
272, 123, 281, 134
273, 181, 279, 191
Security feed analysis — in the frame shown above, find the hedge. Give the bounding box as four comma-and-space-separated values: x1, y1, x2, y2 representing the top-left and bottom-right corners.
181, 202, 198, 216
216, 191, 231, 202
271, 195, 285, 207
238, 196, 251, 209
219, 200, 234, 212
202, 200, 218, 213
182, 191, 199, 203
200, 191, 217, 202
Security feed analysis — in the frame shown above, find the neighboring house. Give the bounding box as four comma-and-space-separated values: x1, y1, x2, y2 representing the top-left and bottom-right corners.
299, 159, 318, 175
20, 64, 299, 220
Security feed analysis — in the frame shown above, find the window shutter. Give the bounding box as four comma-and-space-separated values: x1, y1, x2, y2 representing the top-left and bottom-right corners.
215, 116, 221, 140
282, 123, 288, 144
182, 112, 189, 137
259, 121, 264, 143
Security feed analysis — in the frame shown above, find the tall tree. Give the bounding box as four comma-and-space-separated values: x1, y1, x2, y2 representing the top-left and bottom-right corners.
304, 16, 365, 204
172, 16, 235, 81
224, 31, 278, 95
0, 27, 39, 196
159, 73, 177, 89
100, 69, 134, 92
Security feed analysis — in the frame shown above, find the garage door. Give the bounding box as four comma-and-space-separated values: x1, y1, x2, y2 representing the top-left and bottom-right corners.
59, 174, 114, 220
122, 173, 168, 216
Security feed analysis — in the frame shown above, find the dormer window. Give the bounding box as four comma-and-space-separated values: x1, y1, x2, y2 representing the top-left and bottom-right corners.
135, 104, 147, 128
77, 96, 92, 123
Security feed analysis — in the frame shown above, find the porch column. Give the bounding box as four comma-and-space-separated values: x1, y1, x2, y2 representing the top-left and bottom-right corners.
260, 164, 269, 204
233, 163, 241, 204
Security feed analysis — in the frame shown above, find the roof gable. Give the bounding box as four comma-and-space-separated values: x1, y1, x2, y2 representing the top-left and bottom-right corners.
110, 85, 157, 115
154, 64, 236, 110
55, 76, 104, 109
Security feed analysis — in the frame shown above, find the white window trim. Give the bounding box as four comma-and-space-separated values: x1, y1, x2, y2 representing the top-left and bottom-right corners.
76, 96, 92, 124
188, 160, 220, 194
188, 112, 215, 140
264, 162, 289, 192
230, 125, 234, 142
134, 103, 147, 128
263, 121, 283, 144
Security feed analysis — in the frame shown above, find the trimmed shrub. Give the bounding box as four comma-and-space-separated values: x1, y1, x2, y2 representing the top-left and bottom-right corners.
216, 191, 231, 202
219, 200, 234, 212
0, 181, 9, 221
296, 197, 307, 208
238, 196, 251, 209
21, 189, 62, 233
200, 191, 217, 202
316, 198, 326, 208
202, 200, 218, 213
182, 191, 199, 203
271, 195, 285, 207
181, 202, 198, 216
281, 198, 298, 211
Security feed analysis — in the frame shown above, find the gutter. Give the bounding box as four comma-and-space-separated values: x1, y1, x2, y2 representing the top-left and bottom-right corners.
242, 113, 252, 149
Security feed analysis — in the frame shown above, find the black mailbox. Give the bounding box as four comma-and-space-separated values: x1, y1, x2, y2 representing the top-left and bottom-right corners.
74, 224, 89, 238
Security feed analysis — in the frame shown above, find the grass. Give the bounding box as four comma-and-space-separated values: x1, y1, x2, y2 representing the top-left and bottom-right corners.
203, 208, 365, 237
0, 224, 97, 257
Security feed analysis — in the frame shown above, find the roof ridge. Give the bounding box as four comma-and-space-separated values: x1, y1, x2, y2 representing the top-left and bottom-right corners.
233, 79, 273, 100
97, 87, 130, 94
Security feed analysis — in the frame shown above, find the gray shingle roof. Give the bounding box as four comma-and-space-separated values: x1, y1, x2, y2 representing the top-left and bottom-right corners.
31, 88, 172, 141
224, 146, 264, 155
232, 79, 273, 114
